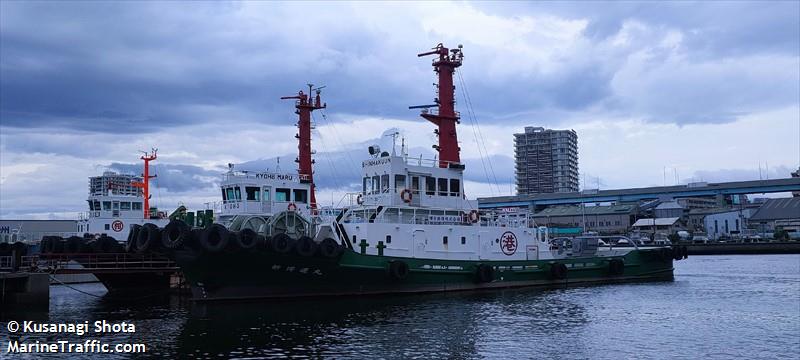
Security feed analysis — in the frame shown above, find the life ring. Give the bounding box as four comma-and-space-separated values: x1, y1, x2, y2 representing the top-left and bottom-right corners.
468, 210, 480, 223
388, 260, 410, 281
400, 189, 413, 203
287, 202, 297, 212
356, 194, 364, 205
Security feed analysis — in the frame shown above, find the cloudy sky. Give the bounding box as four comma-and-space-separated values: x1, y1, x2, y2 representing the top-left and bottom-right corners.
1, 1, 798, 219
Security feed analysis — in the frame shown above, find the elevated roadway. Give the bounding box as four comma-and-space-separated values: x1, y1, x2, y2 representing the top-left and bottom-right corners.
478, 178, 800, 209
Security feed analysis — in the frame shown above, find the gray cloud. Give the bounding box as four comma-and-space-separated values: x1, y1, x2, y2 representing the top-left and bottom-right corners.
107, 163, 221, 193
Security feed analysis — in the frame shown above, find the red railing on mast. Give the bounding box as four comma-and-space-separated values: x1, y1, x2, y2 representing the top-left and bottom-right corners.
417, 43, 464, 168
281, 85, 326, 209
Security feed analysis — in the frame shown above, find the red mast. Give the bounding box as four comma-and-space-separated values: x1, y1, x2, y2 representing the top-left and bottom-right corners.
131, 149, 157, 219
417, 43, 464, 168
281, 85, 326, 209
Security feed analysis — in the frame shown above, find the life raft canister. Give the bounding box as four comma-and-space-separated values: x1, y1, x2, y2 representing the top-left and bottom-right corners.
400, 189, 413, 203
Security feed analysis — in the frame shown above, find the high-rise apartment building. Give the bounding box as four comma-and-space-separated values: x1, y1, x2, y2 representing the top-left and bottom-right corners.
514, 126, 579, 194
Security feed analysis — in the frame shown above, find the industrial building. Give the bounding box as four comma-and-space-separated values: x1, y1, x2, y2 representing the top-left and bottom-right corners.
532, 203, 638, 234
514, 126, 578, 194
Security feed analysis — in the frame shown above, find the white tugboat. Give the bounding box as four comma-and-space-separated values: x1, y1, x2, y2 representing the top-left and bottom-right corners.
77, 149, 170, 241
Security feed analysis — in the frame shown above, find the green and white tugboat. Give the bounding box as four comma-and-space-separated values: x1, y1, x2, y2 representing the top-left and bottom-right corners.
168, 43, 686, 301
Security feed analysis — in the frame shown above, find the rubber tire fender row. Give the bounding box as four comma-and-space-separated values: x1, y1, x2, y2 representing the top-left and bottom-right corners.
388, 260, 410, 281
318, 237, 343, 258
162, 219, 191, 249
201, 224, 230, 253
550, 262, 568, 280
135, 223, 161, 254
608, 259, 625, 276
94, 235, 120, 253
65, 236, 85, 254
272, 233, 295, 254
475, 263, 495, 283
126, 224, 142, 253
295, 236, 317, 257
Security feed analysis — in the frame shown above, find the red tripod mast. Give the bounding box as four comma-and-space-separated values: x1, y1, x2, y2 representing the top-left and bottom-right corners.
417, 43, 464, 168
131, 149, 158, 219
281, 85, 326, 209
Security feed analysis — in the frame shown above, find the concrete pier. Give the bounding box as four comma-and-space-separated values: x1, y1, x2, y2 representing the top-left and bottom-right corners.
0, 272, 50, 308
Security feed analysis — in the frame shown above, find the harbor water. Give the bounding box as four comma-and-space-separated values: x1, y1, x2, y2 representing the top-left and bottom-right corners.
2, 255, 799, 359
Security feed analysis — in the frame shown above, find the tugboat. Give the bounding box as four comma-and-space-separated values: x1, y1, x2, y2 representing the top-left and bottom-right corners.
165, 43, 685, 301
76, 149, 171, 242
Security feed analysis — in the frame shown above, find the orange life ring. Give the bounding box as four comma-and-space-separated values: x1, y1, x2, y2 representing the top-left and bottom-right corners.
287, 202, 297, 211
468, 210, 480, 223
400, 189, 413, 203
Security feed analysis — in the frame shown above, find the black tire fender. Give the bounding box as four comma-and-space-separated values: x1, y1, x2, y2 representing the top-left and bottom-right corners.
389, 260, 410, 281
550, 262, 568, 280
318, 238, 343, 258
200, 224, 230, 253
135, 223, 160, 254
475, 263, 495, 283
609, 259, 625, 276
236, 229, 259, 251
272, 233, 295, 254
161, 220, 190, 249
295, 236, 317, 257
126, 224, 141, 253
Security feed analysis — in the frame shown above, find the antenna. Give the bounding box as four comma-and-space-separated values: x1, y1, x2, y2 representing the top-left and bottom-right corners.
385, 131, 400, 156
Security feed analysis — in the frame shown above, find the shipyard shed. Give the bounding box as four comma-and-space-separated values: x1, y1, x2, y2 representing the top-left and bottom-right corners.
0, 220, 77, 244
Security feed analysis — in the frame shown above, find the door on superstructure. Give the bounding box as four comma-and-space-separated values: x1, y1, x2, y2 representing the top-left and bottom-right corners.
478, 231, 492, 260
261, 186, 272, 214
412, 230, 427, 257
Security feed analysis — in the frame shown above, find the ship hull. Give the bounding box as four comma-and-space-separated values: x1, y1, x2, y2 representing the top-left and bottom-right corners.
174, 247, 674, 301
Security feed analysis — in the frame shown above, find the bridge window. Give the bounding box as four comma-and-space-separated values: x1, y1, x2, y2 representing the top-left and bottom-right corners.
425, 176, 436, 195
87, 200, 95, 211
132, 202, 142, 211
394, 175, 406, 192
234, 187, 241, 201
113, 202, 119, 210
449, 179, 460, 196
293, 189, 308, 203
372, 176, 379, 194
275, 188, 290, 202
246, 186, 260, 201
226, 188, 236, 201
103, 201, 111, 211
438, 178, 448, 196
262, 188, 270, 202
221, 188, 227, 201
363, 177, 368, 194
120, 202, 131, 210
381, 174, 390, 193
